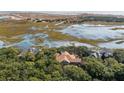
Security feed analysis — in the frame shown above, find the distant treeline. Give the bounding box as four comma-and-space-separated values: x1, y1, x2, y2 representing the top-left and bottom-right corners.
29, 15, 124, 24
80, 16, 124, 22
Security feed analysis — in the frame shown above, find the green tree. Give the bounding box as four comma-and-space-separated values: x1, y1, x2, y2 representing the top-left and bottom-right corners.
83, 57, 107, 80
25, 52, 35, 61
104, 58, 123, 73
63, 65, 92, 81
115, 67, 124, 81
0, 62, 21, 80
0, 47, 20, 61
113, 49, 124, 63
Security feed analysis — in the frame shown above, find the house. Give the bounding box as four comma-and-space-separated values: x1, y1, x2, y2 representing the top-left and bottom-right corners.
90, 50, 102, 58
90, 49, 113, 60
55, 51, 82, 66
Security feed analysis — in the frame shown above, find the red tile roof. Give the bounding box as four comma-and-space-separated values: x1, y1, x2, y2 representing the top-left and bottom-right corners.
55, 51, 81, 63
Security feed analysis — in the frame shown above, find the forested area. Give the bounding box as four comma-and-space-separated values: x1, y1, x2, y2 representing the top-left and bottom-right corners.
80, 16, 124, 22
0, 46, 124, 81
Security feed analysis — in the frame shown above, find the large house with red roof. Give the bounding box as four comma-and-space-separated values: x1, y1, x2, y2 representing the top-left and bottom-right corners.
55, 51, 82, 65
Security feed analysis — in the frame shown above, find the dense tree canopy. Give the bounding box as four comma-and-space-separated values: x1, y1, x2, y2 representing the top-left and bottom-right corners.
63, 65, 92, 81
113, 49, 124, 63
0, 46, 124, 81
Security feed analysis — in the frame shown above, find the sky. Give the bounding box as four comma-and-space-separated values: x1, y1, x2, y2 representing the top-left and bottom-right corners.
0, 0, 124, 15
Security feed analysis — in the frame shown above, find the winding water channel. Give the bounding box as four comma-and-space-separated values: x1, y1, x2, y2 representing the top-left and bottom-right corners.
1, 24, 124, 49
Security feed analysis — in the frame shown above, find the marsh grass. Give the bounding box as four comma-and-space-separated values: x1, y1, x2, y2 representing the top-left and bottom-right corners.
0, 20, 110, 46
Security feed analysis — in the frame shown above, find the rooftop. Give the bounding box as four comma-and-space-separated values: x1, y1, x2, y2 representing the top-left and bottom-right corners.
55, 51, 82, 63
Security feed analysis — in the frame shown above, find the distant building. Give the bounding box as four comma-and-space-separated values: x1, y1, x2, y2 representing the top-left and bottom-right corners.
55, 51, 82, 66
90, 49, 113, 60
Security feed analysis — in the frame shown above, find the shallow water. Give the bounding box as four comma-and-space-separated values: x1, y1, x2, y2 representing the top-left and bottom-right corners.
8, 33, 49, 49
0, 32, 93, 49
59, 24, 124, 40
42, 40, 93, 48
1, 24, 124, 49
56, 24, 124, 49
0, 16, 9, 20
0, 41, 5, 48
98, 40, 124, 49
